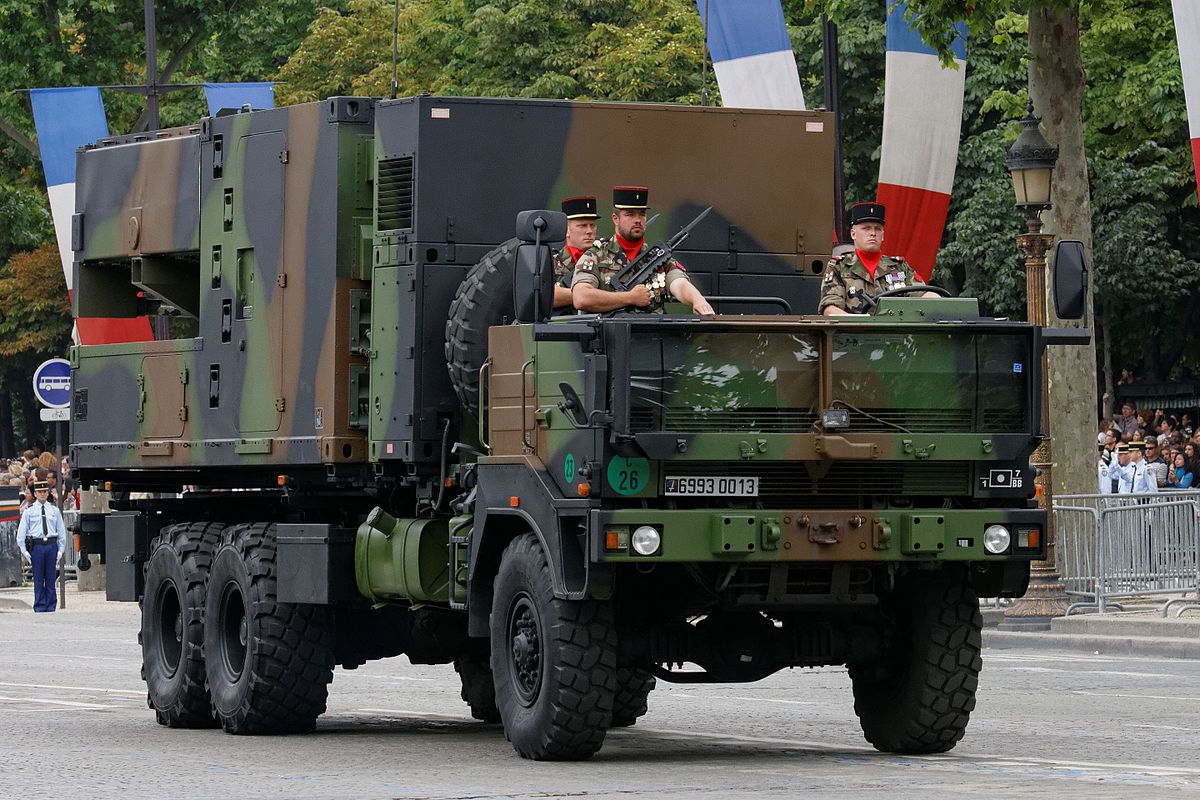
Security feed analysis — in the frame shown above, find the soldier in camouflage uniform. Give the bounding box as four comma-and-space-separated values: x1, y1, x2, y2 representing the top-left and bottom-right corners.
818, 202, 938, 315
572, 186, 714, 315
552, 195, 599, 309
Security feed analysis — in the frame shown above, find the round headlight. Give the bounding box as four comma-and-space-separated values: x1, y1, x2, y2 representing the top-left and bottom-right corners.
631, 525, 661, 556
983, 524, 1011, 554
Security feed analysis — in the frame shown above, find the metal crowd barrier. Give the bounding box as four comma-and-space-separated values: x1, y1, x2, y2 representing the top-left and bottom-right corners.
1054, 491, 1200, 616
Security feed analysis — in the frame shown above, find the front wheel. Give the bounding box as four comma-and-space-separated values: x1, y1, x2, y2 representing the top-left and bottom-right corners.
849, 568, 982, 754
490, 533, 617, 760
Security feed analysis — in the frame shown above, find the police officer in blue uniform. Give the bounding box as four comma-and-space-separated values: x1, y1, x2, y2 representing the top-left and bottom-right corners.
17, 481, 66, 612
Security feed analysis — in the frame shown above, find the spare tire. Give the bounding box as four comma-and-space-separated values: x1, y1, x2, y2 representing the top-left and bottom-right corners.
445, 238, 519, 418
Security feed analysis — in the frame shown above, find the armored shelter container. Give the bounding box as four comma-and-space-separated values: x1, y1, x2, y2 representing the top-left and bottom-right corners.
72, 96, 836, 486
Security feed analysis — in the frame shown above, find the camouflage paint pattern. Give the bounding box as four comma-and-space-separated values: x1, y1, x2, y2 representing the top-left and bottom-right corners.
72, 97, 838, 480
72, 99, 374, 473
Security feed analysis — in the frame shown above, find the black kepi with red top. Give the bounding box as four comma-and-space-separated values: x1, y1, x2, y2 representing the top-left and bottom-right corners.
560, 196, 598, 219
613, 186, 649, 209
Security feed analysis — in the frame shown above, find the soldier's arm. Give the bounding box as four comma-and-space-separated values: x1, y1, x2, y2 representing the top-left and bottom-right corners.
664, 266, 713, 315
818, 267, 858, 316
552, 255, 575, 308
573, 283, 651, 312
668, 277, 714, 316
571, 252, 651, 311
902, 261, 940, 298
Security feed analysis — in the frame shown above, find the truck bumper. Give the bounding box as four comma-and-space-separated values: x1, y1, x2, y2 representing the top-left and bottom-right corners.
589, 507, 1045, 563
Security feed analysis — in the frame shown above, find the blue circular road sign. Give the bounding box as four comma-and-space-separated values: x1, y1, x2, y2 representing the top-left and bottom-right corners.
33, 358, 71, 408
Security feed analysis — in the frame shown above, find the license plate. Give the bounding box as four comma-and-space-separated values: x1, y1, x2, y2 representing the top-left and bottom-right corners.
664, 476, 759, 497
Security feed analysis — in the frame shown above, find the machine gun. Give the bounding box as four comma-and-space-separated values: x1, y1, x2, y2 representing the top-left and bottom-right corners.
610, 206, 712, 304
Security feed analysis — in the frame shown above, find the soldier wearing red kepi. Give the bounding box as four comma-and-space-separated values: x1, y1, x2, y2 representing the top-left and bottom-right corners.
819, 201, 939, 315
572, 186, 714, 315
552, 196, 599, 309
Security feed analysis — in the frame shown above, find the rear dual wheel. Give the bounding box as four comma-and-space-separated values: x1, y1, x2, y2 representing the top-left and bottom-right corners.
204, 522, 335, 734
140, 522, 224, 728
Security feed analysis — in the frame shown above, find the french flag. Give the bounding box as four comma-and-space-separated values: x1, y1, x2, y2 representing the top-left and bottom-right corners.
876, 3, 967, 281
30, 87, 152, 345
695, 0, 805, 110
1174, 1, 1200, 198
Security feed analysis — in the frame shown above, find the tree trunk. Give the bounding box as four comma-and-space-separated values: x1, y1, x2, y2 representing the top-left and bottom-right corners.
0, 385, 12, 458
1029, 2, 1098, 496
16, 378, 45, 450
1100, 306, 1114, 420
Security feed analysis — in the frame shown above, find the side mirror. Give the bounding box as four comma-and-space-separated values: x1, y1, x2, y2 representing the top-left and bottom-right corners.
511, 210, 565, 324
1052, 239, 1088, 320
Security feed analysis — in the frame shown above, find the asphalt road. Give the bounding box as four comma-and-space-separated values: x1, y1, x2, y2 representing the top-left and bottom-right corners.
2, 600, 1199, 800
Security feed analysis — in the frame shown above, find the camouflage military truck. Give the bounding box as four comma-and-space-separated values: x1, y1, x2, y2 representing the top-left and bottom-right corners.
70, 95, 1085, 760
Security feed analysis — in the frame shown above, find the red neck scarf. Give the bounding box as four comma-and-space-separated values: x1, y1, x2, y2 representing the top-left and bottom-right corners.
564, 245, 585, 263
614, 232, 644, 263
856, 248, 882, 277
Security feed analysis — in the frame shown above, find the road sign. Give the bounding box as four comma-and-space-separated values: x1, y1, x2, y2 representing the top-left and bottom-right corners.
40, 407, 70, 422
33, 358, 71, 408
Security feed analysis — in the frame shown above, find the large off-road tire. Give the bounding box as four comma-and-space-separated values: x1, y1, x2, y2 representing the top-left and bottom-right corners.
204, 522, 335, 734
611, 668, 656, 727
849, 568, 983, 754
455, 654, 500, 723
140, 522, 224, 728
490, 533, 617, 760
445, 238, 519, 418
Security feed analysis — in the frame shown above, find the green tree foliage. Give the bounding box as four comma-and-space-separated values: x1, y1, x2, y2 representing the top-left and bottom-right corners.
276, 0, 710, 104
0, 1, 332, 169
0, 245, 74, 449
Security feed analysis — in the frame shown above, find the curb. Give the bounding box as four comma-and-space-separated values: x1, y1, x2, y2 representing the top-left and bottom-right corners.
0, 596, 32, 610
983, 629, 1200, 660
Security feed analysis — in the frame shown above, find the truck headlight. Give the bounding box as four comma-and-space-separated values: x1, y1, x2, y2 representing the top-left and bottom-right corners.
983, 524, 1011, 555
631, 525, 661, 556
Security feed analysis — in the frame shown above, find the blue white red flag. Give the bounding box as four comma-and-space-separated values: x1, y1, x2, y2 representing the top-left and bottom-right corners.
203, 82, 275, 115
876, 3, 967, 281
695, 0, 805, 110
1173, 1, 1200, 199
30, 87, 152, 344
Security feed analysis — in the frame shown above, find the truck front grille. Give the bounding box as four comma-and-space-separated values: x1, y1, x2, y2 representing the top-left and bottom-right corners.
672, 461, 971, 501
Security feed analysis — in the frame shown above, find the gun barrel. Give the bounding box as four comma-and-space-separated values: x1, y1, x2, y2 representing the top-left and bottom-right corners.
667, 205, 714, 248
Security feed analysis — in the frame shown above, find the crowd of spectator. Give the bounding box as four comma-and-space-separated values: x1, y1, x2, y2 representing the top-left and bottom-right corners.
1, 448, 76, 510
1097, 403, 1200, 493
0, 448, 75, 587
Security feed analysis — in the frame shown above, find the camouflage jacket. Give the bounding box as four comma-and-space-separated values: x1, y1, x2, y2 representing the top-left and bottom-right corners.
817, 251, 918, 314
553, 247, 577, 286
572, 237, 690, 310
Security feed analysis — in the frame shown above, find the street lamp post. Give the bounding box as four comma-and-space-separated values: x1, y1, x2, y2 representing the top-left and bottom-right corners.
1001, 104, 1070, 630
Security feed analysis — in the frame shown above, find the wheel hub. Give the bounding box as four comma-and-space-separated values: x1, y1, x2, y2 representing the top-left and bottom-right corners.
219, 581, 248, 680
156, 581, 183, 676
508, 596, 542, 705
